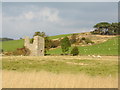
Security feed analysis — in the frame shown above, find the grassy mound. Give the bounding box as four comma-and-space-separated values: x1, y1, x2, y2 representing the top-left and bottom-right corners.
48, 37, 118, 55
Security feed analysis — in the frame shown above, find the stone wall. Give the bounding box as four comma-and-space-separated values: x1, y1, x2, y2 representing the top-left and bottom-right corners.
24, 36, 44, 56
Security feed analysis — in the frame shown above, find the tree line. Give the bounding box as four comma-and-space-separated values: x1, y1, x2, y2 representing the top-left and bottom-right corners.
91, 22, 120, 35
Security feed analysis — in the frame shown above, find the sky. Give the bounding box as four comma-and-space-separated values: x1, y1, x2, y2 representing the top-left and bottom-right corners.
2, 2, 118, 39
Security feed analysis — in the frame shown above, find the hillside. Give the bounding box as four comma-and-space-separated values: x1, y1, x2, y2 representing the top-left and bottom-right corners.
1, 33, 77, 52
0, 38, 14, 41
1, 33, 118, 56
1, 39, 24, 52
47, 37, 118, 56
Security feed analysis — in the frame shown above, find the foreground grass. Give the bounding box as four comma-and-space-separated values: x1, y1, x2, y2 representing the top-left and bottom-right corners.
48, 37, 118, 55
2, 56, 118, 76
2, 70, 118, 88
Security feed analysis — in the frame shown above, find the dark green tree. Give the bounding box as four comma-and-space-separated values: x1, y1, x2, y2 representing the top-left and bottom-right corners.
70, 46, 79, 56
93, 22, 111, 35
60, 37, 71, 54
33, 31, 46, 37
109, 23, 119, 35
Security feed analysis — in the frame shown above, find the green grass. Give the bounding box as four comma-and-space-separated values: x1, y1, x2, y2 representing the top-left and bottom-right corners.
2, 57, 118, 76
1, 33, 74, 52
1, 35, 119, 55
1, 39, 24, 52
48, 37, 118, 55
49, 33, 74, 39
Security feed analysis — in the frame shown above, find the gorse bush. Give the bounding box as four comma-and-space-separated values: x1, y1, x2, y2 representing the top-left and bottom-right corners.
60, 36, 71, 54
80, 37, 94, 44
81, 37, 86, 40
71, 46, 79, 56
85, 38, 94, 44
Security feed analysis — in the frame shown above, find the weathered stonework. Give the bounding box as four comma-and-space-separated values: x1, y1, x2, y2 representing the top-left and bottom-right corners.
24, 36, 44, 56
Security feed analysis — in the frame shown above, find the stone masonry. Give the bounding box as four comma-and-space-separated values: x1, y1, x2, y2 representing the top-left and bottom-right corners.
24, 36, 44, 56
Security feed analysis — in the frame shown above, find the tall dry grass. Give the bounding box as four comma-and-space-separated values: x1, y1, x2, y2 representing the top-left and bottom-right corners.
2, 70, 118, 88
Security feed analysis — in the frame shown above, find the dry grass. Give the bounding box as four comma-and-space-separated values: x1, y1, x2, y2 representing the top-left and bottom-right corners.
2, 55, 118, 61
2, 56, 118, 88
2, 70, 118, 88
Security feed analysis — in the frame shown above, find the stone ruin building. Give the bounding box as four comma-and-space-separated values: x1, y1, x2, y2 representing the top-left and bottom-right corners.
24, 36, 44, 56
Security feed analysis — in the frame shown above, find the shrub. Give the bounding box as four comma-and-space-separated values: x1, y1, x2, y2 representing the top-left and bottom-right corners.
85, 38, 94, 44
13, 47, 30, 56
81, 37, 86, 40
60, 37, 71, 54
30, 38, 34, 43
51, 40, 60, 48
0, 49, 3, 53
71, 46, 79, 56
70, 34, 77, 44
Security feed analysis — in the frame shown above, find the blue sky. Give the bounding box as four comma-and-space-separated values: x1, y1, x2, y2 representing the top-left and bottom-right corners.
2, 2, 118, 39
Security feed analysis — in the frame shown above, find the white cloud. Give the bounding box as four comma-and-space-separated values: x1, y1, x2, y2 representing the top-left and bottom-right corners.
19, 7, 61, 22
24, 11, 34, 20
39, 7, 60, 22
2, 7, 64, 39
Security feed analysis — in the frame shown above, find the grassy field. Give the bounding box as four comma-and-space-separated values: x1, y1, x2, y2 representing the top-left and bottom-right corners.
2, 56, 118, 76
1, 39, 24, 52
48, 37, 118, 55
2, 56, 118, 88
2, 71, 118, 88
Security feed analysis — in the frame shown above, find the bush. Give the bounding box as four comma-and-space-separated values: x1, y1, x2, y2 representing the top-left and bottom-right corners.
60, 37, 71, 54
51, 40, 60, 48
0, 49, 3, 53
81, 37, 86, 40
30, 38, 34, 43
85, 38, 94, 44
70, 34, 77, 44
13, 47, 30, 56
80, 37, 94, 44
71, 46, 79, 56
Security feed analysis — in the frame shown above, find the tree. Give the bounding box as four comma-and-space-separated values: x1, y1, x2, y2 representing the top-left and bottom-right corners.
60, 37, 71, 54
92, 22, 120, 35
33, 31, 46, 37
93, 22, 111, 35
109, 23, 119, 35
71, 46, 79, 56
